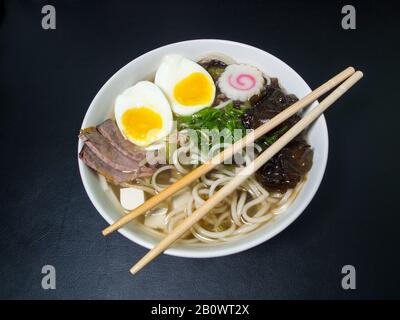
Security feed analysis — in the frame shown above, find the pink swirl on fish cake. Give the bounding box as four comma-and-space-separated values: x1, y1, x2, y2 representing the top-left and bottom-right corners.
228, 73, 256, 91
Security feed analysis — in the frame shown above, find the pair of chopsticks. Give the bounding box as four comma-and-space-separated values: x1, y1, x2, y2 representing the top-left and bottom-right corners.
102, 67, 363, 274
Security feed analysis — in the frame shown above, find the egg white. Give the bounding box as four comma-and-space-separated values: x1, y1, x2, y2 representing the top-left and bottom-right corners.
155, 54, 216, 116
114, 81, 173, 147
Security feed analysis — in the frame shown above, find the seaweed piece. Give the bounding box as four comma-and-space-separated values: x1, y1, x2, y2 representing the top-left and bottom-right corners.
241, 81, 313, 192
199, 59, 227, 81
256, 140, 313, 193
242, 85, 301, 148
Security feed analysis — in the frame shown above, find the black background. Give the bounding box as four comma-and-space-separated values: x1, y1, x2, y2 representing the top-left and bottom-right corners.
0, 0, 399, 299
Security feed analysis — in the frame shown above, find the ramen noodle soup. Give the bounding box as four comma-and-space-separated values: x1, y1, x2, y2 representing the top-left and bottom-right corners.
79, 53, 313, 245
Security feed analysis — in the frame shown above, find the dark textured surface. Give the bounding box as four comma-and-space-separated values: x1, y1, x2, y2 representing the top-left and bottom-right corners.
0, 0, 399, 299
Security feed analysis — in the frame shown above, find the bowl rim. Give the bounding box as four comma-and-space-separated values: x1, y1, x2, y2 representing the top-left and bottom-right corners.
78, 39, 328, 258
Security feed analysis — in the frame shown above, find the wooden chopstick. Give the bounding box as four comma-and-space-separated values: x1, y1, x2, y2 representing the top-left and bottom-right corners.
130, 70, 363, 274
102, 67, 355, 236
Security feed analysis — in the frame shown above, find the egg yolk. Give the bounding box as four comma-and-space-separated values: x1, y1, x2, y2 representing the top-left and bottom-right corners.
121, 107, 162, 142
173, 72, 213, 106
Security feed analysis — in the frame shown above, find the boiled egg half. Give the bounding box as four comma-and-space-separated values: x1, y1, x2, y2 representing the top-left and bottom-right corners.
155, 55, 216, 116
114, 81, 173, 147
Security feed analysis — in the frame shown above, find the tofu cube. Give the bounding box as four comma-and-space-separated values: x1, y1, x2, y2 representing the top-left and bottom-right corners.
120, 188, 145, 211
144, 207, 168, 231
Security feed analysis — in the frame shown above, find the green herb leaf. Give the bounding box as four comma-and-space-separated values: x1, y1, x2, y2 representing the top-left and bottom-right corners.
177, 102, 246, 141
177, 102, 290, 151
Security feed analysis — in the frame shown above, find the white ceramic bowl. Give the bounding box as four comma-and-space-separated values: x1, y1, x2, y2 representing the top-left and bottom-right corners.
78, 39, 328, 258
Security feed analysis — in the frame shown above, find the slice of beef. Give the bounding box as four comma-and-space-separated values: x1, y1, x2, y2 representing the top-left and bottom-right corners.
79, 145, 140, 184
97, 119, 146, 162
79, 127, 141, 172
137, 163, 154, 177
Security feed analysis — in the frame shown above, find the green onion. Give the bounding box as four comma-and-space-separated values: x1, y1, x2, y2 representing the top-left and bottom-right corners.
177, 102, 290, 151
177, 102, 246, 144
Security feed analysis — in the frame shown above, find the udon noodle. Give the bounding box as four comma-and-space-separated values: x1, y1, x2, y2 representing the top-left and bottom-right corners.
119, 129, 306, 245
